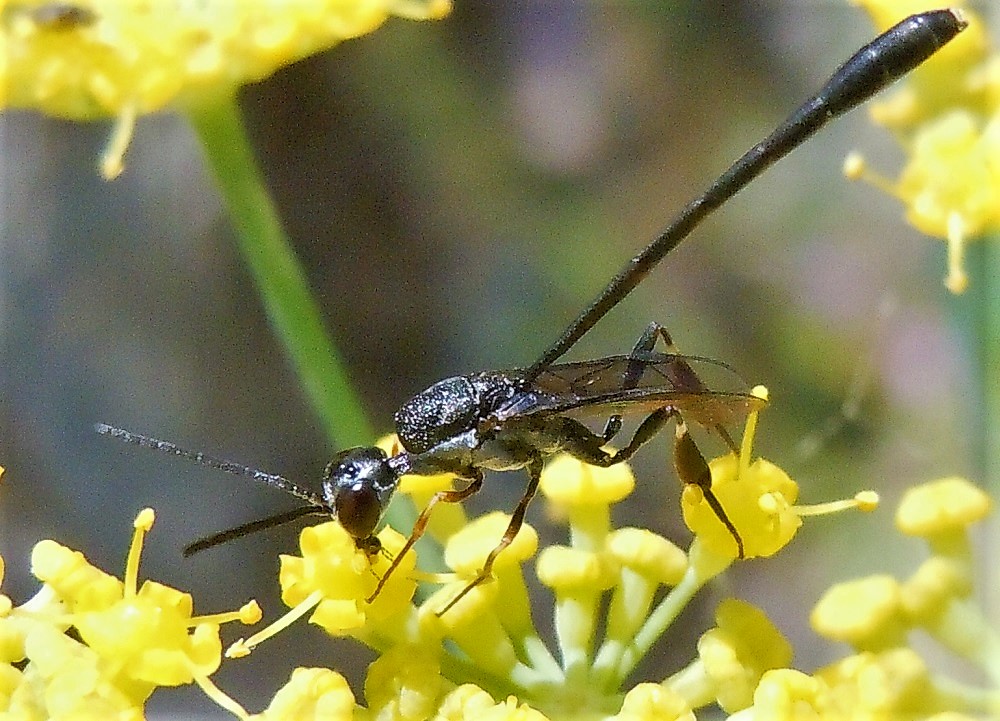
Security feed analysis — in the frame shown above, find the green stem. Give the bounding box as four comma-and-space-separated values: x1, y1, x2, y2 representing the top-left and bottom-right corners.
184, 96, 373, 449
948, 234, 1000, 630
974, 236, 1000, 495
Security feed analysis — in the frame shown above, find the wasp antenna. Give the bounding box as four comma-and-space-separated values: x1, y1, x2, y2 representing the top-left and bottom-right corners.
95, 423, 325, 506
183, 506, 326, 556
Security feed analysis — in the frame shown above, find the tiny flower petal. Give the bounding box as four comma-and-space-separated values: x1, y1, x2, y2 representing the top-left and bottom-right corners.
896, 476, 992, 539
260, 667, 357, 721
539, 454, 635, 508
810, 575, 907, 651
612, 683, 694, 721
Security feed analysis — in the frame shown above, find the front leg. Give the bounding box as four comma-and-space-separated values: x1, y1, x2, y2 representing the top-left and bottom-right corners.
437, 456, 544, 615
367, 469, 484, 603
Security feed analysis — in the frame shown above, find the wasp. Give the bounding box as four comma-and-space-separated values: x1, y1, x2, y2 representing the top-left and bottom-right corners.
99, 10, 966, 612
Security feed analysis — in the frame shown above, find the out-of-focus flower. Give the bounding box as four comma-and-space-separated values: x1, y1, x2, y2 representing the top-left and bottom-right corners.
3, 0, 451, 118
847, 0, 1000, 293
1, 0, 450, 176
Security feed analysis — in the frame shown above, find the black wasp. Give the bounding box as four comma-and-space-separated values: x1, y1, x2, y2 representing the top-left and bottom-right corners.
99, 10, 966, 612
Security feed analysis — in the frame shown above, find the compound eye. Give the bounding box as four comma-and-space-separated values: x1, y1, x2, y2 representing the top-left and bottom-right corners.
334, 485, 382, 539
323, 447, 396, 541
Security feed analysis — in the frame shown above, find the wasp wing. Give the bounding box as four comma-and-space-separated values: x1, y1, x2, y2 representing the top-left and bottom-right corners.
496, 353, 765, 429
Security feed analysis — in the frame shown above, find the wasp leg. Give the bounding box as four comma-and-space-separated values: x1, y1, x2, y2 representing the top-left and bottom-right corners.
367, 471, 484, 603
562, 408, 675, 468
438, 457, 544, 615
674, 421, 744, 558
619, 321, 741, 455
602, 322, 680, 442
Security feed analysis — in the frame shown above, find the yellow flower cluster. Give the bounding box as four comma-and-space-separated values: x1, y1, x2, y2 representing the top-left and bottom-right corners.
1, 0, 449, 176
730, 476, 998, 721
199, 396, 881, 720
2, 0, 450, 119
3, 421, 992, 720
845, 0, 1000, 293
0, 506, 260, 720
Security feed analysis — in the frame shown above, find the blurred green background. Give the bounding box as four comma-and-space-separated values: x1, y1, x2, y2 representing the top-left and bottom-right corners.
2, 2, 992, 716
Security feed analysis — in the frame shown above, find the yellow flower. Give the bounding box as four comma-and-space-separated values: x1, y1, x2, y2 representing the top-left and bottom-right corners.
2, 0, 450, 176
14, 625, 148, 721
364, 645, 443, 720
669, 599, 792, 714
611, 683, 694, 721
681, 454, 800, 560
3, 0, 451, 119
810, 575, 908, 651
433, 685, 551, 721
817, 648, 943, 718
895, 475, 991, 550
798, 477, 1000, 719
257, 667, 357, 721
679, 388, 805, 561
737, 668, 830, 721
231, 521, 416, 657
2, 508, 258, 719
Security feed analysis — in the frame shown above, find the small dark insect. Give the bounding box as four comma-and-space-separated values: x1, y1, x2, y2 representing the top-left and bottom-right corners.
98, 10, 966, 613
9, 3, 97, 30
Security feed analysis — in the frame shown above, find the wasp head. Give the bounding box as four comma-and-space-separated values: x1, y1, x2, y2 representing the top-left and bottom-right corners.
322, 447, 399, 541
